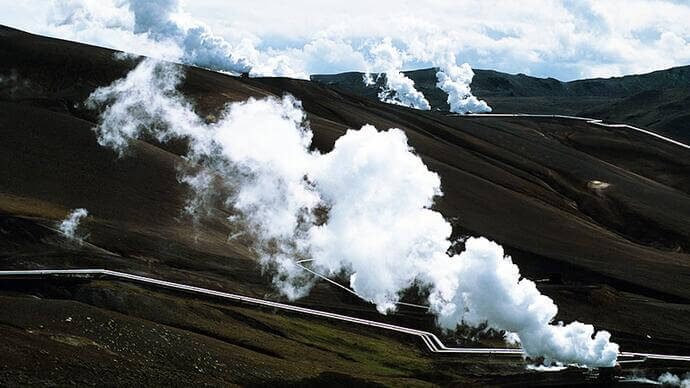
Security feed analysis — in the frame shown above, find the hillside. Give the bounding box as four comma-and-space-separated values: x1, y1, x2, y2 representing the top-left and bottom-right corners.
1, 25, 690, 385
311, 66, 690, 143
581, 88, 690, 142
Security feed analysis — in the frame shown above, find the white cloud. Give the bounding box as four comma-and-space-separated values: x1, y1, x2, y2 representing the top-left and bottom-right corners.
43, 0, 182, 61
1, 0, 687, 80
187, 0, 690, 79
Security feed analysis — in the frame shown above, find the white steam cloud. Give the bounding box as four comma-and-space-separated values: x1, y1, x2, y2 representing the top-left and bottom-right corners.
403, 24, 492, 114
363, 36, 490, 113
47, 0, 182, 62
44, 0, 317, 78
630, 372, 690, 387
364, 38, 430, 110
43, 0, 488, 112
127, 0, 251, 73
47, 0, 250, 74
87, 59, 618, 367
58, 208, 88, 241
435, 59, 492, 114
659, 372, 690, 387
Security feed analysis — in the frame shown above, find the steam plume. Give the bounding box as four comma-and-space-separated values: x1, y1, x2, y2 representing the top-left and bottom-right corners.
362, 36, 490, 113
58, 208, 88, 241
658, 372, 690, 387
48, 0, 250, 73
435, 58, 492, 114
127, 0, 251, 73
88, 59, 618, 367
402, 26, 492, 114
364, 38, 430, 110
45, 0, 488, 107
630, 372, 690, 387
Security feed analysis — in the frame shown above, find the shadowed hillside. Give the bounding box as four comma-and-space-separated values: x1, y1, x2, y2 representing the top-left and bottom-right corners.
1, 25, 690, 385
311, 66, 690, 143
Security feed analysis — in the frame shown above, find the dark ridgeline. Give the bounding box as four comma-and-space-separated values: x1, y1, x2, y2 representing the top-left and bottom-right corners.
312, 65, 690, 143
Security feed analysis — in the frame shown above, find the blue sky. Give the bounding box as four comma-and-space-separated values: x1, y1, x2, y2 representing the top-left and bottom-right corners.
2, 0, 689, 81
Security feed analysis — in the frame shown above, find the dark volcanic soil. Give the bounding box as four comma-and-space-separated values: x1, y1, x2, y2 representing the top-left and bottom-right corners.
312, 66, 690, 143
1, 25, 690, 386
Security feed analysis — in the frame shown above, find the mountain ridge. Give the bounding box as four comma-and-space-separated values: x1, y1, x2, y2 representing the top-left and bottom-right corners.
311, 66, 690, 143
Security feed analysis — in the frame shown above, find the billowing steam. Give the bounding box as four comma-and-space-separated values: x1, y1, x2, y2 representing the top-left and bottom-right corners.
46, 0, 319, 78
47, 0, 182, 62
364, 38, 430, 110
58, 208, 88, 241
435, 59, 492, 114
87, 58, 618, 367
403, 26, 492, 114
363, 37, 491, 113
630, 372, 690, 387
48, 0, 251, 74
127, 0, 251, 73
46, 1, 488, 112
658, 373, 690, 387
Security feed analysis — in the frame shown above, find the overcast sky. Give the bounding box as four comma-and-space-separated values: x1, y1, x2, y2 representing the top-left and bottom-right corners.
2, 0, 689, 80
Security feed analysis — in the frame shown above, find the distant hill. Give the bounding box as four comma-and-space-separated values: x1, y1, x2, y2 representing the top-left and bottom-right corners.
311, 66, 690, 143
580, 87, 690, 142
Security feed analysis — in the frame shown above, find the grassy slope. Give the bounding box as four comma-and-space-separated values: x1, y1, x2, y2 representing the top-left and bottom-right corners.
0, 279, 458, 386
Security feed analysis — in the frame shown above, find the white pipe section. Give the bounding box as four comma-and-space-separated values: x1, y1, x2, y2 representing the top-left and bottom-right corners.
463, 114, 690, 150
1, 269, 688, 363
